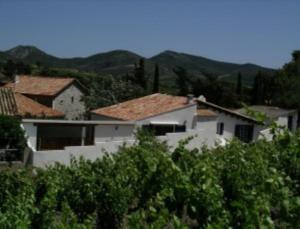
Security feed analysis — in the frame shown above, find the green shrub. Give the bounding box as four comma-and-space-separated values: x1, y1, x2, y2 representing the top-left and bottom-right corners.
0, 130, 300, 228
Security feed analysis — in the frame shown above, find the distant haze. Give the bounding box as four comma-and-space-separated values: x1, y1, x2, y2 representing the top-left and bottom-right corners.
0, 0, 299, 68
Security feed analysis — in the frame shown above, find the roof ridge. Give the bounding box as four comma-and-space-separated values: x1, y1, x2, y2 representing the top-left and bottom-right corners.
19, 74, 75, 80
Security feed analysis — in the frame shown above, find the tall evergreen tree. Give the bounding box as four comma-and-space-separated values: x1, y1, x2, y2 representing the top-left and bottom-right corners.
252, 71, 265, 105
152, 63, 160, 93
174, 67, 189, 96
134, 58, 147, 90
3, 60, 16, 79
236, 72, 242, 96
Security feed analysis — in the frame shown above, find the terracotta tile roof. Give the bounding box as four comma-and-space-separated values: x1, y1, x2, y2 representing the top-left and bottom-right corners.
91, 93, 195, 121
197, 109, 217, 117
14, 93, 64, 118
4, 75, 76, 96
0, 88, 18, 116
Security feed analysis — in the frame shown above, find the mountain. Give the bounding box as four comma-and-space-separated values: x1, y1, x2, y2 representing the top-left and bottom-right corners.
150, 51, 274, 85
0, 45, 274, 85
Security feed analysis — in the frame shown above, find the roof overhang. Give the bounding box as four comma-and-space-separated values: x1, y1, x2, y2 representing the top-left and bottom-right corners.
197, 99, 263, 125
22, 119, 135, 126
150, 121, 180, 125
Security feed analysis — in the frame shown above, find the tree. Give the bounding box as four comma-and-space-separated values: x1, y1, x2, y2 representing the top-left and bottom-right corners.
152, 63, 160, 93
134, 58, 147, 90
252, 71, 265, 105
236, 72, 242, 96
0, 115, 26, 150
3, 60, 16, 79
173, 67, 189, 96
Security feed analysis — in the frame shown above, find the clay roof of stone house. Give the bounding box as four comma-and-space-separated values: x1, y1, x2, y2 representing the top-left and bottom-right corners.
91, 93, 196, 121
4, 75, 78, 96
0, 88, 18, 116
197, 109, 217, 117
0, 87, 64, 118
14, 93, 64, 118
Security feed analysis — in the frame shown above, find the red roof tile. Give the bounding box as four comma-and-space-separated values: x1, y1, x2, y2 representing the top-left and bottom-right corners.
4, 75, 75, 96
15, 93, 64, 118
0, 88, 18, 116
91, 93, 195, 121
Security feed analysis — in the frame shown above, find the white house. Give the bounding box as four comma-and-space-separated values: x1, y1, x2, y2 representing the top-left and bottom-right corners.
198, 97, 298, 143
4, 75, 87, 120
91, 93, 198, 135
3, 90, 297, 167
20, 94, 219, 167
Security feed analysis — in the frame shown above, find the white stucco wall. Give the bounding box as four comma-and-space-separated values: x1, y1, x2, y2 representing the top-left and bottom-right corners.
215, 112, 266, 141
136, 105, 197, 130
21, 123, 37, 151
276, 112, 298, 131
94, 124, 135, 143
53, 84, 86, 120
32, 128, 217, 168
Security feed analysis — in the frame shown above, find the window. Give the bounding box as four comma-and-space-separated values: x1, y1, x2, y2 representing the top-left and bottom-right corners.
217, 122, 224, 135
71, 96, 74, 103
288, 115, 293, 131
142, 124, 186, 136
235, 125, 253, 143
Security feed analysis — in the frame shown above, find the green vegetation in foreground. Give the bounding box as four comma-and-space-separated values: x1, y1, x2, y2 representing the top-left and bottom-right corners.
1, 130, 300, 228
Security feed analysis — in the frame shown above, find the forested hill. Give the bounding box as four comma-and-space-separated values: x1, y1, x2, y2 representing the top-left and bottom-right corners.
0, 45, 273, 85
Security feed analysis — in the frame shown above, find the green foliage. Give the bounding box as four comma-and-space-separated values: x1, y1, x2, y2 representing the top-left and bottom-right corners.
0, 115, 26, 150
152, 63, 160, 93
1, 130, 300, 227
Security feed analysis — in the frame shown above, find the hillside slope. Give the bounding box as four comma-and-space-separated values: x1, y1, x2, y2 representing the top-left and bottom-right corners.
0, 45, 274, 85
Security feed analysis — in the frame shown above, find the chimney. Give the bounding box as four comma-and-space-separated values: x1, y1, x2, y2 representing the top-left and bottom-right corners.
186, 94, 194, 104
198, 95, 206, 102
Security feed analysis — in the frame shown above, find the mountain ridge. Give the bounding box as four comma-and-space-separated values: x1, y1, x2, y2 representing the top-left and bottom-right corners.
0, 45, 274, 85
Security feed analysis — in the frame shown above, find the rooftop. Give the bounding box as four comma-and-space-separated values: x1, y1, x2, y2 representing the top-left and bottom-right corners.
91, 93, 195, 121
197, 99, 261, 124
0, 87, 64, 118
235, 105, 297, 119
4, 75, 76, 96
15, 93, 64, 118
0, 88, 18, 116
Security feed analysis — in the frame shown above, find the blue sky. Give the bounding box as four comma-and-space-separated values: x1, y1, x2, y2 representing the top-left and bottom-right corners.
0, 0, 299, 68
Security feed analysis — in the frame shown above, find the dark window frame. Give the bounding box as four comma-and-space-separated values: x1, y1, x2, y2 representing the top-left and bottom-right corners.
217, 122, 224, 135
234, 124, 254, 143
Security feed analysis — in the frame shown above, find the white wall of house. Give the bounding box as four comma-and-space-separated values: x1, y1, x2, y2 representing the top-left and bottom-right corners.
136, 105, 197, 129
94, 124, 135, 143
32, 140, 136, 168
53, 84, 86, 120
275, 112, 298, 131
32, 128, 216, 168
21, 123, 37, 151
214, 112, 268, 141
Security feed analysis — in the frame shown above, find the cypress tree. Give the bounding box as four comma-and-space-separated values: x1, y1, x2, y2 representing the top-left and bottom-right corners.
174, 67, 189, 96
134, 58, 147, 90
152, 63, 160, 93
252, 71, 264, 105
236, 72, 242, 96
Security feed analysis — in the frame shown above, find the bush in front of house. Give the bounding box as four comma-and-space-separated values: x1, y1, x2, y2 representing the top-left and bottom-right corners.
0, 115, 26, 150
1, 130, 300, 228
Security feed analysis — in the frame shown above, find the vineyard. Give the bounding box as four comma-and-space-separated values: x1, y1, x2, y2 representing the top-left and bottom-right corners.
1, 130, 300, 228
